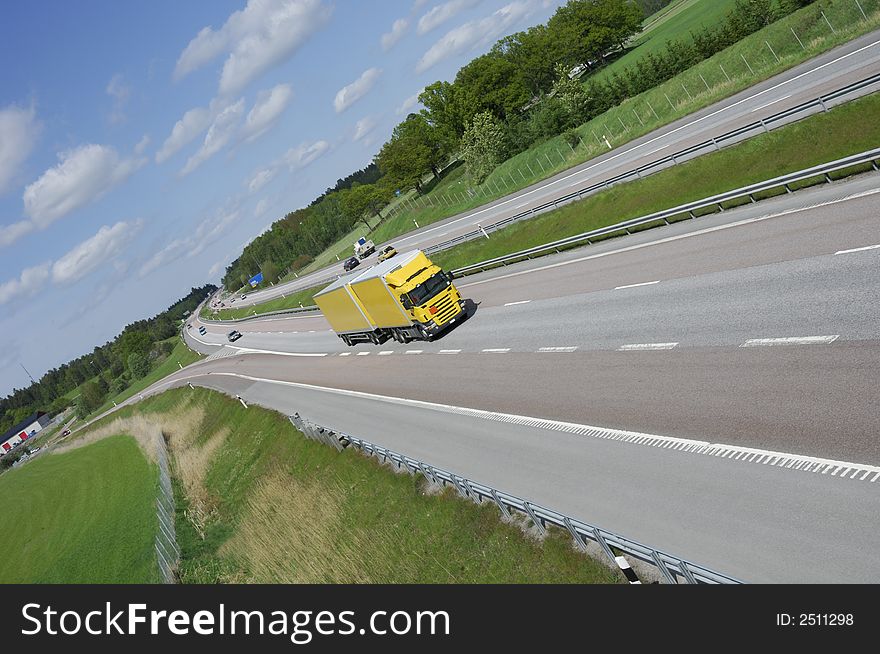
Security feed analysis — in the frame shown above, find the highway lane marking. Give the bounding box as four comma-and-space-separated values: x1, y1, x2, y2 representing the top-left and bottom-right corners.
438, 349, 461, 354
835, 243, 880, 255
378, 351, 394, 355
482, 348, 511, 353
339, 352, 351, 356
740, 335, 840, 347
167, 371, 880, 484
459, 187, 880, 290
504, 300, 531, 306
356, 352, 371, 356
538, 346, 578, 352
751, 94, 791, 112
405, 350, 423, 354
229, 347, 329, 357
615, 280, 660, 290
387, 37, 880, 249
618, 342, 678, 351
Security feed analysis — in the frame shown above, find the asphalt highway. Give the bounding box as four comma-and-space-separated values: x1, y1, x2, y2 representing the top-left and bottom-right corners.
231, 30, 880, 308
131, 170, 880, 583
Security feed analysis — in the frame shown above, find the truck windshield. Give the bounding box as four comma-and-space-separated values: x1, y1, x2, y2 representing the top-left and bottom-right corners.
408, 272, 450, 306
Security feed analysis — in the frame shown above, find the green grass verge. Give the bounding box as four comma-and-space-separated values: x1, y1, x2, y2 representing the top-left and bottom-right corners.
595, 0, 739, 85
118, 388, 619, 584
205, 284, 323, 321
0, 435, 157, 583
302, 0, 880, 268
433, 89, 880, 272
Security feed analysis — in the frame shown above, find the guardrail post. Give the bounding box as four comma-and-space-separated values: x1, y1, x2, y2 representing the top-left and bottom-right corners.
651, 551, 678, 585
489, 489, 510, 518
819, 96, 828, 112
521, 501, 546, 535
563, 518, 588, 552
592, 527, 617, 565
678, 560, 699, 585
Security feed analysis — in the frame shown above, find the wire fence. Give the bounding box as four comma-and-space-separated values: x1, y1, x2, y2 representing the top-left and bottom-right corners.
288, 412, 742, 584
155, 433, 180, 584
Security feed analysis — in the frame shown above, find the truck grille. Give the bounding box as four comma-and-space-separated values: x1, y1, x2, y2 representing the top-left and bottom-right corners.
430, 292, 459, 324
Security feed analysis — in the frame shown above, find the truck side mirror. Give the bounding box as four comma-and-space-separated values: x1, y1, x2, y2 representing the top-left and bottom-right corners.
446, 271, 455, 281
401, 295, 412, 310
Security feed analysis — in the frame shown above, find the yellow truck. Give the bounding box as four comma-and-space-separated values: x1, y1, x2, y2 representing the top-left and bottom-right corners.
315, 250, 466, 345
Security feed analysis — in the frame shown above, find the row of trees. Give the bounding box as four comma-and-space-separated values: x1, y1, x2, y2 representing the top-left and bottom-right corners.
221, 0, 813, 290
0, 284, 216, 432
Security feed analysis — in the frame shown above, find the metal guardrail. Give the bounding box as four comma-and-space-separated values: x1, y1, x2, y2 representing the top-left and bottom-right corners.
422, 72, 880, 259
449, 146, 880, 276
288, 412, 743, 585
155, 433, 180, 584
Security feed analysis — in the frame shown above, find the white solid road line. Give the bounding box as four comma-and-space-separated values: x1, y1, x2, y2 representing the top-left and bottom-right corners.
231, 347, 328, 357
538, 346, 578, 352
618, 342, 679, 351
751, 94, 791, 112
615, 280, 660, 290
482, 348, 511, 353
740, 335, 840, 347
169, 371, 880, 483
835, 243, 880, 254
460, 187, 880, 290
504, 300, 532, 306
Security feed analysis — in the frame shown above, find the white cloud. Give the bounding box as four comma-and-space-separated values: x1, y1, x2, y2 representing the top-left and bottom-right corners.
417, 0, 533, 73
397, 88, 424, 115
106, 73, 131, 125
282, 140, 330, 169
247, 167, 276, 193
207, 259, 227, 278
174, 0, 332, 96
417, 0, 482, 34
155, 106, 212, 163
0, 105, 40, 195
52, 220, 143, 285
180, 99, 245, 176
0, 262, 50, 306
241, 83, 293, 143
134, 134, 150, 155
381, 18, 409, 51
254, 197, 269, 218
353, 116, 378, 142
334, 68, 382, 113
140, 206, 241, 277
22, 144, 145, 228
0, 220, 35, 247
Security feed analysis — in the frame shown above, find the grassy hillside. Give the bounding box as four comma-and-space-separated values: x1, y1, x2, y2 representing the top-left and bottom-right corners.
0, 435, 157, 583
104, 388, 620, 584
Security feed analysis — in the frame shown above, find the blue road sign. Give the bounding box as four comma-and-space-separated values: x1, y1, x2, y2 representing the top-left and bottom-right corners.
248, 272, 264, 287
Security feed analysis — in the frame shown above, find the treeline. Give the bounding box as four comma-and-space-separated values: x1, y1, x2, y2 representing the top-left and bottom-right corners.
221, 0, 811, 290
0, 284, 216, 431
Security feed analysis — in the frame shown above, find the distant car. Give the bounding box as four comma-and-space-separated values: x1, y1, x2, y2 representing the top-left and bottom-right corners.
187, 323, 193, 329
230, 298, 236, 303
227, 330, 243, 342
61, 429, 70, 437
377, 245, 398, 262
199, 326, 207, 335
343, 256, 361, 272
241, 294, 247, 299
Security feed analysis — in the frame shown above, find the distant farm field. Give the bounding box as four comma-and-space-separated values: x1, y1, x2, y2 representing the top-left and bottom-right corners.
0, 435, 157, 583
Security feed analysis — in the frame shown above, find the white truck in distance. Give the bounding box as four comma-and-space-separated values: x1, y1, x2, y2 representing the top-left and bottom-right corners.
354, 236, 375, 260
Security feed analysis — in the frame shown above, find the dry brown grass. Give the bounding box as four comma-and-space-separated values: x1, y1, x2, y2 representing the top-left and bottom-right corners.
220, 469, 408, 583
52, 414, 162, 464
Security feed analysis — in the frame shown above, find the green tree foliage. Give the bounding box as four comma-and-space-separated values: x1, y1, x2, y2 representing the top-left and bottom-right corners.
79, 379, 106, 413
377, 114, 449, 193
461, 112, 507, 184
127, 353, 150, 380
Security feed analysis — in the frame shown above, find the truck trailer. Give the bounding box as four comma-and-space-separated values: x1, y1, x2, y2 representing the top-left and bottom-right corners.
314, 250, 466, 345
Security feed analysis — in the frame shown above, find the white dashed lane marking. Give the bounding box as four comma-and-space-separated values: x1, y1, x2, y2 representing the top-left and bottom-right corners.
618, 342, 678, 351
438, 349, 461, 355
378, 351, 394, 356
835, 243, 880, 255
504, 300, 531, 306
356, 352, 370, 356
482, 348, 510, 353
405, 350, 423, 354
538, 346, 578, 353
740, 335, 839, 347
615, 280, 660, 290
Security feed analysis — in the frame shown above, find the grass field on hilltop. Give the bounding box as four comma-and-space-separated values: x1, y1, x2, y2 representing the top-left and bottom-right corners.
295, 0, 880, 274
109, 388, 619, 584
433, 89, 880, 272
204, 284, 323, 321
0, 435, 157, 583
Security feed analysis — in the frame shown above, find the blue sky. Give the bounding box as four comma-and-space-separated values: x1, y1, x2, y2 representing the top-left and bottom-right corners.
0, 0, 565, 395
